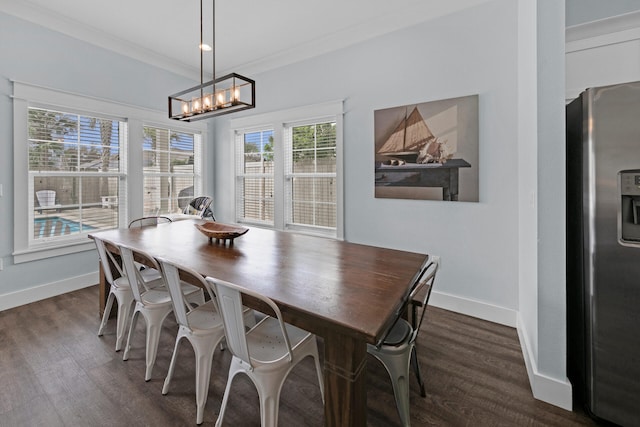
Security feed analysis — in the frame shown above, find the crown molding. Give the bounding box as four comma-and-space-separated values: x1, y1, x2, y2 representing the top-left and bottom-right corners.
2, 0, 494, 79
0, 0, 200, 80
220, 0, 494, 76
566, 9, 640, 45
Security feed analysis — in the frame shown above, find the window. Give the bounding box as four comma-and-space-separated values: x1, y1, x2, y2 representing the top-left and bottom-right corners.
232, 101, 343, 238
28, 107, 126, 244
13, 81, 208, 263
236, 129, 274, 225
285, 121, 337, 230
142, 126, 201, 216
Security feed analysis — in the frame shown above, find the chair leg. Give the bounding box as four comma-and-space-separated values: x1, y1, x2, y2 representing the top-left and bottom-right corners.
114, 292, 134, 352
410, 346, 426, 398
376, 350, 412, 427
308, 341, 325, 403
253, 370, 287, 427
97, 291, 115, 337
162, 334, 183, 395
194, 337, 218, 425
122, 308, 140, 361
143, 309, 172, 381
215, 359, 244, 427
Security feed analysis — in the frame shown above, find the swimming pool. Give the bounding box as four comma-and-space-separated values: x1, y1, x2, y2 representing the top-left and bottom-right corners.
34, 217, 97, 238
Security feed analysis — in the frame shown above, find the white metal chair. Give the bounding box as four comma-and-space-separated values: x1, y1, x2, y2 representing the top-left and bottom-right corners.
127, 216, 173, 271
205, 277, 324, 427
366, 255, 439, 427
119, 244, 205, 381
95, 236, 162, 352
158, 259, 255, 425
128, 216, 173, 228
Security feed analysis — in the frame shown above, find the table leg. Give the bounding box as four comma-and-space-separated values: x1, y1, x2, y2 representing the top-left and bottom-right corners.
323, 331, 367, 427
449, 168, 460, 201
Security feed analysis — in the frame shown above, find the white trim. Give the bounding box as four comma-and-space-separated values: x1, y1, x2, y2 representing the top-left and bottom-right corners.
566, 10, 640, 45
566, 26, 640, 54
516, 313, 573, 410
229, 100, 344, 130
565, 11, 640, 100
429, 290, 517, 327
0, 271, 99, 312
13, 241, 97, 264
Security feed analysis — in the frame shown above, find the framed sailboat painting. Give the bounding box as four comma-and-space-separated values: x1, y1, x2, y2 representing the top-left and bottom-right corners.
374, 94, 479, 202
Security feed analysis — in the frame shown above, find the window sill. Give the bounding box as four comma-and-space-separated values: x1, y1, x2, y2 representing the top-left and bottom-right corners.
13, 239, 96, 263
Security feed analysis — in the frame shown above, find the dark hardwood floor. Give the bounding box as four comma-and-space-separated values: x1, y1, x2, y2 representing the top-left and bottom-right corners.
0, 286, 598, 426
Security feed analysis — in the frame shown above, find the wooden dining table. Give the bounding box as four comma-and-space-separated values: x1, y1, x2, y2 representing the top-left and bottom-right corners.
90, 219, 429, 426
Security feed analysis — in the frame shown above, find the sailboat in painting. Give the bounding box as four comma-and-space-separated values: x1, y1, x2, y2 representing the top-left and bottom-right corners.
377, 107, 453, 164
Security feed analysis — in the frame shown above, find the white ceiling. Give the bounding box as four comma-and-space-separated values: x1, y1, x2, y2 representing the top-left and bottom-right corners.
0, 0, 493, 80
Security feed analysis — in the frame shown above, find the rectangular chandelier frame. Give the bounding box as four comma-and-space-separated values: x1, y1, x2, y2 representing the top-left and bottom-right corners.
169, 73, 255, 121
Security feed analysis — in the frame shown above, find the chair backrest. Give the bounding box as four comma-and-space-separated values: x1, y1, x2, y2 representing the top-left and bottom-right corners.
158, 258, 217, 330
93, 237, 124, 286
408, 256, 439, 344
36, 190, 56, 207
119, 244, 162, 303
374, 255, 439, 348
183, 196, 213, 219
128, 216, 172, 228
205, 277, 293, 367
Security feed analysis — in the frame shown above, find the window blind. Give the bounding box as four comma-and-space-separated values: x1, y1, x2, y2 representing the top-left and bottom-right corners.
284, 121, 337, 230
142, 126, 198, 216
235, 129, 275, 224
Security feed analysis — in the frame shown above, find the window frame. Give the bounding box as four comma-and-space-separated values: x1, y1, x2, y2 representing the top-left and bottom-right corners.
12, 81, 208, 263
230, 101, 344, 239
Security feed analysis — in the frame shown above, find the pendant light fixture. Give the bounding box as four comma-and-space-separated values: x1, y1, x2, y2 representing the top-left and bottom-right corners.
168, 0, 255, 121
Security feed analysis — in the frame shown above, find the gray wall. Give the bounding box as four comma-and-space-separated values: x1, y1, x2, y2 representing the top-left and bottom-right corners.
0, 11, 195, 294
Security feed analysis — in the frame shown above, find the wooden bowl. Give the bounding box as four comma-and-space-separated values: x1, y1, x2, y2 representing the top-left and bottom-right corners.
194, 222, 249, 244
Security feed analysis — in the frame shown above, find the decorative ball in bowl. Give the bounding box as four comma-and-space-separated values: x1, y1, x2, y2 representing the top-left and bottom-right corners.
194, 222, 249, 244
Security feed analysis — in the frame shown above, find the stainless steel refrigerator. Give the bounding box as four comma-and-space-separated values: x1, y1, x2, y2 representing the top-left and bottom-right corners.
566, 81, 640, 426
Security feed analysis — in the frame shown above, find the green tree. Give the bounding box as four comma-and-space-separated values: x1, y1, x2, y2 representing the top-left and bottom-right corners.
28, 109, 76, 170
264, 135, 274, 161
292, 122, 336, 162
89, 118, 114, 197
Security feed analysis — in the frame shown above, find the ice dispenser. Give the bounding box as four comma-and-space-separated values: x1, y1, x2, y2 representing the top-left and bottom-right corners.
620, 170, 640, 243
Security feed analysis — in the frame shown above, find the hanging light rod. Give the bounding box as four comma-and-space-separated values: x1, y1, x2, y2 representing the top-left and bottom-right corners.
168, 0, 255, 121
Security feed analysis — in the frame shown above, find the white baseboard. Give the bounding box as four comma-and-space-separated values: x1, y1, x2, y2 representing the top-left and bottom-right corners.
516, 314, 573, 411
430, 290, 517, 327
0, 271, 99, 311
